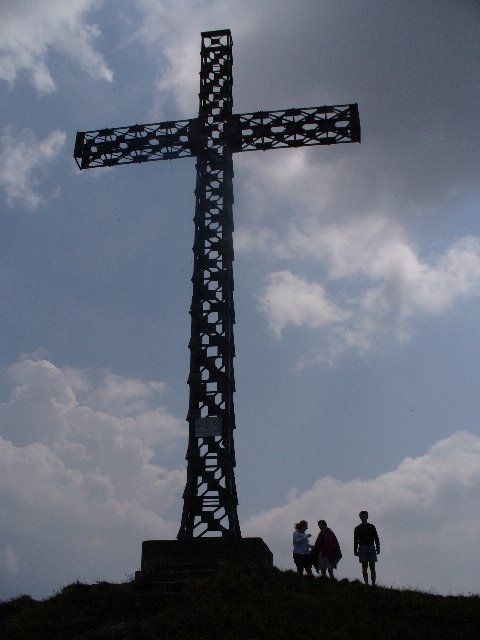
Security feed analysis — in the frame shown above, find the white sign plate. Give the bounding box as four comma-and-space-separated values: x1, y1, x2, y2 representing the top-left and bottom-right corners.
195, 416, 222, 437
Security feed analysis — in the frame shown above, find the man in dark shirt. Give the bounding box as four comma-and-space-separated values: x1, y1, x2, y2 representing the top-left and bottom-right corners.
354, 510, 380, 586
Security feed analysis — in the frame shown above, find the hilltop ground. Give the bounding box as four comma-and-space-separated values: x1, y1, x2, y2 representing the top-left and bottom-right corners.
1, 565, 479, 639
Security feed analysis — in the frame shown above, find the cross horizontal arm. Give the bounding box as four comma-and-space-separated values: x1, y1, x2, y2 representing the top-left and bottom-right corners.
74, 118, 200, 169
74, 103, 360, 170
229, 103, 360, 152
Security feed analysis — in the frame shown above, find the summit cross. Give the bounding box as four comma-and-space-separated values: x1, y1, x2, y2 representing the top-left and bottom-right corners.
74, 29, 360, 540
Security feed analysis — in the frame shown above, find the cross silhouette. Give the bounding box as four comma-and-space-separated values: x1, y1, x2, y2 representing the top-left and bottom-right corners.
74, 29, 360, 540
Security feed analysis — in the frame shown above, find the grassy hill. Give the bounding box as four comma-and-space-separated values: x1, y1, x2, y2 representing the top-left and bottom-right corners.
1, 565, 479, 639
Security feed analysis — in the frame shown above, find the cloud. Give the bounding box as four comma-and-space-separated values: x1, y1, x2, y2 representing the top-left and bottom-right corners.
237, 150, 339, 225
243, 431, 480, 595
0, 0, 113, 94
0, 358, 186, 599
134, 0, 216, 117
258, 270, 349, 337
0, 128, 66, 210
250, 214, 480, 360
2, 358, 479, 598
352, 235, 480, 346
61, 367, 167, 418
134, 0, 256, 118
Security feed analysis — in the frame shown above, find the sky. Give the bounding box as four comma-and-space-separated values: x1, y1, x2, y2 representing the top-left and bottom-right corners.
1, 0, 480, 600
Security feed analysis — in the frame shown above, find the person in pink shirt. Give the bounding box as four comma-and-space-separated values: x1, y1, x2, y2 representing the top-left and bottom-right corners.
311, 519, 342, 581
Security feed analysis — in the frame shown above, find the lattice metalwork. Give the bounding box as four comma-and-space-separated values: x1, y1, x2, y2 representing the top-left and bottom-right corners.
73, 28, 361, 539
180, 30, 240, 538
74, 103, 360, 169
73, 119, 194, 168
232, 104, 360, 151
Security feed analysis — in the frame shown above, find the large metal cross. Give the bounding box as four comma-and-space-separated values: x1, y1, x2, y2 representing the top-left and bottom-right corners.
74, 29, 360, 540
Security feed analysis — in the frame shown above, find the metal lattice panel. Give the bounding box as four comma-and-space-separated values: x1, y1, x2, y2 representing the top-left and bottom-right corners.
234, 104, 360, 151
74, 120, 195, 168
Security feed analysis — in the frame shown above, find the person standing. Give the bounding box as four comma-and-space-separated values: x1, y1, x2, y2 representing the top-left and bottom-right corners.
293, 520, 313, 575
311, 519, 342, 581
354, 510, 380, 586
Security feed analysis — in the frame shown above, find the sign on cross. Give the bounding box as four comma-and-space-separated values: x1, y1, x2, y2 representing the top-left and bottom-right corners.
74, 29, 360, 540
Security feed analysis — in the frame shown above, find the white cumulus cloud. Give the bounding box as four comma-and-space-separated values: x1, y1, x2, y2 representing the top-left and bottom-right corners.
0, 0, 113, 94
258, 270, 349, 337
0, 358, 186, 599
0, 128, 66, 210
243, 431, 480, 595
253, 215, 480, 359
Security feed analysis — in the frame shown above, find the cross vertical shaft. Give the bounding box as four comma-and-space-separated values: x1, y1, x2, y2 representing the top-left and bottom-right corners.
178, 30, 240, 538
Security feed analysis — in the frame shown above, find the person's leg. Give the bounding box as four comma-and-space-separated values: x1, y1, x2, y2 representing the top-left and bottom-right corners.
305, 557, 313, 576
327, 568, 335, 581
319, 556, 326, 577
294, 554, 303, 574
361, 561, 369, 584
369, 561, 376, 586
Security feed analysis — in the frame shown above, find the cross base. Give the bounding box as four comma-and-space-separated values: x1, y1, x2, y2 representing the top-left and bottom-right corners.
141, 537, 272, 570
136, 538, 273, 589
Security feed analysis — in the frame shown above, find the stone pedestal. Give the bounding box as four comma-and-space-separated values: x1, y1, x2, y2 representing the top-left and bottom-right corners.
136, 538, 273, 591
141, 537, 272, 572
